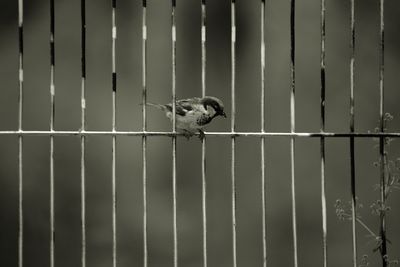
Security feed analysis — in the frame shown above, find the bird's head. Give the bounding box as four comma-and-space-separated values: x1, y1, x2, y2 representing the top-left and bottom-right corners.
201, 96, 226, 118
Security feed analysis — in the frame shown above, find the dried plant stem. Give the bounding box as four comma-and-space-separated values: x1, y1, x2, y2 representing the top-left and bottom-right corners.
355, 218, 378, 240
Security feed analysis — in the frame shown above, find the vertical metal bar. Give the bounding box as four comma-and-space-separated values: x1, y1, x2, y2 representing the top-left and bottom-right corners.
260, 0, 267, 266
201, 0, 206, 98
18, 135, 23, 267
171, 1, 178, 266
111, 1, 117, 267
378, 1, 387, 266
200, 0, 207, 267
18, 2, 24, 132
230, 1, 237, 267
80, 0, 87, 267
349, 1, 357, 266
49, 0, 56, 266
289, 1, 298, 267
17, 1, 24, 267
141, 1, 148, 266
171, 0, 177, 134
320, 0, 327, 266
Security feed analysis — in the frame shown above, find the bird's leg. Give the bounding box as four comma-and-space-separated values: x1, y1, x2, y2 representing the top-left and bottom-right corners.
198, 129, 205, 140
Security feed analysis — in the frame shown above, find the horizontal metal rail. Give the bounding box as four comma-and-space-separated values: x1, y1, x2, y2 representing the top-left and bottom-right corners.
1, 131, 400, 138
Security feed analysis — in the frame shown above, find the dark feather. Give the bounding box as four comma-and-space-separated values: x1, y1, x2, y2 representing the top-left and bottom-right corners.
165, 102, 193, 116
177, 100, 194, 111
196, 114, 213, 126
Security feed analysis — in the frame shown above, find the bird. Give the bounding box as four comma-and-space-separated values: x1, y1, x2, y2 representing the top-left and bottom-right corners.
146, 96, 226, 139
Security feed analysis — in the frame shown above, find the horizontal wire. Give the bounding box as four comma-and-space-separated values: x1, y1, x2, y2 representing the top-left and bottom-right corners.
1, 131, 400, 138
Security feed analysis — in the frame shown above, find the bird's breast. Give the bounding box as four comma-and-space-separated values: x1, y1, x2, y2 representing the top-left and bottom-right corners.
196, 114, 213, 126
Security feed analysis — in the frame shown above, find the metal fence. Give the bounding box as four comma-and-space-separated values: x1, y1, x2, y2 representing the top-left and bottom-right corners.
1, 0, 398, 267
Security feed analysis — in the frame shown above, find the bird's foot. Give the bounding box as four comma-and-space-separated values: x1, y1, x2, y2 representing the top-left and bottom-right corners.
182, 130, 193, 140
198, 130, 205, 140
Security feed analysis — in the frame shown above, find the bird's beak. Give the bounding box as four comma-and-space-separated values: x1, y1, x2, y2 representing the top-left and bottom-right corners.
221, 111, 227, 118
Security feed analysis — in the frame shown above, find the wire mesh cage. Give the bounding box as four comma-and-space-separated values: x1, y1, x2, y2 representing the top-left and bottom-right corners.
1, 0, 400, 267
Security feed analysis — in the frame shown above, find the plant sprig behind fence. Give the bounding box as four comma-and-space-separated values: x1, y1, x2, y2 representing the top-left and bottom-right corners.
335, 113, 399, 266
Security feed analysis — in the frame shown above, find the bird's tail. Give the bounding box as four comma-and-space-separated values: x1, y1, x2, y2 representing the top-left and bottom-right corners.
143, 102, 169, 112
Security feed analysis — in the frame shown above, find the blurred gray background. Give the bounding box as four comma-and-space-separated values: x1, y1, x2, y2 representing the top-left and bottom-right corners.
1, 0, 400, 266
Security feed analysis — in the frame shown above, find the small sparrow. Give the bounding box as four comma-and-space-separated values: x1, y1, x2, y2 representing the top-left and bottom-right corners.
147, 96, 226, 138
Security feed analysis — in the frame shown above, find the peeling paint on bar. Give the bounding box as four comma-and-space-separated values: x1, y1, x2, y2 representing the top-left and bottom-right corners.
19, 69, 24, 82
18, 2, 23, 25
231, 26, 236, 42
172, 25, 176, 42
112, 26, 117, 39
81, 97, 86, 109
261, 43, 265, 69
143, 25, 147, 40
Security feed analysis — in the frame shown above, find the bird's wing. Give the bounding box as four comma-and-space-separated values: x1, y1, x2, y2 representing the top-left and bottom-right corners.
168, 98, 205, 116
164, 102, 191, 116
177, 100, 195, 111
158, 98, 203, 116
177, 97, 202, 104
